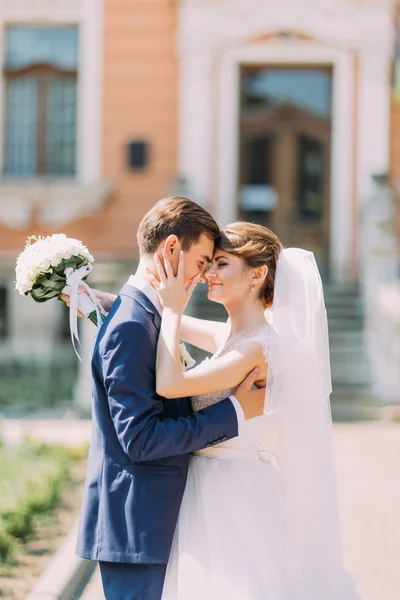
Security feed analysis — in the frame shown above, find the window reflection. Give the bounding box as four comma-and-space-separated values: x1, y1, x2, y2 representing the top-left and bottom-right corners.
298, 136, 324, 219
5, 26, 78, 70
242, 68, 332, 118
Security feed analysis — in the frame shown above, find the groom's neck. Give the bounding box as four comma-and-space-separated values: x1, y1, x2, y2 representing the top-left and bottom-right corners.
134, 256, 157, 287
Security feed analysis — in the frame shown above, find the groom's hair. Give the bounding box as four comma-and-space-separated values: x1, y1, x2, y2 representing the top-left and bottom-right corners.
137, 196, 220, 254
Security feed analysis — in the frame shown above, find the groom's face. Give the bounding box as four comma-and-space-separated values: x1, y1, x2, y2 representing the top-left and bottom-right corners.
183, 234, 215, 284
163, 234, 214, 285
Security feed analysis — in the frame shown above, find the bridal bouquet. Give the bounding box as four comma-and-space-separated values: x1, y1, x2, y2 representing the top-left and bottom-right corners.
15, 234, 106, 359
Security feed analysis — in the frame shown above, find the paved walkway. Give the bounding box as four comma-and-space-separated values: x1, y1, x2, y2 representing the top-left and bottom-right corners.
333, 422, 400, 600
78, 421, 400, 600
80, 567, 103, 600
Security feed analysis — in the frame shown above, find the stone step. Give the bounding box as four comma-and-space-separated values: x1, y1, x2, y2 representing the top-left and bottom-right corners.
329, 330, 365, 341
325, 292, 362, 303
327, 316, 365, 331
326, 305, 364, 318
330, 337, 368, 350
331, 403, 382, 422
331, 373, 370, 388
330, 366, 370, 383
329, 344, 367, 356
329, 338, 366, 354
332, 382, 375, 397
330, 386, 380, 420
325, 299, 363, 313
331, 357, 370, 372
323, 284, 360, 298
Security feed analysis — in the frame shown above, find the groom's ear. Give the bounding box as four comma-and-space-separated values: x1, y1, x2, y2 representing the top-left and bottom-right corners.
162, 234, 181, 260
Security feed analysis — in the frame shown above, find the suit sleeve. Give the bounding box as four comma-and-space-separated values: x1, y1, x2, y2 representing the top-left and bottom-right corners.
102, 320, 239, 462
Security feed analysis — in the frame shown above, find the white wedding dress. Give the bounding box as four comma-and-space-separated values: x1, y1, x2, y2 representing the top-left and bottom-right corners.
161, 324, 360, 600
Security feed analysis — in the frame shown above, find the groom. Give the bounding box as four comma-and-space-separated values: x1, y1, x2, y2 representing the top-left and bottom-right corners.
75, 197, 265, 600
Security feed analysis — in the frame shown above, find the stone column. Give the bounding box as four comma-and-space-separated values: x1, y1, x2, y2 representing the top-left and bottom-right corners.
178, 49, 214, 208
360, 176, 400, 405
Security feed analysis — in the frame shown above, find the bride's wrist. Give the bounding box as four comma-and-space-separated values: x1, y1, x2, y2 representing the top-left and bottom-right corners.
163, 307, 183, 318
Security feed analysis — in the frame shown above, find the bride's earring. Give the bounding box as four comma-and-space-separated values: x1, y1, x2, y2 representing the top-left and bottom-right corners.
251, 281, 255, 292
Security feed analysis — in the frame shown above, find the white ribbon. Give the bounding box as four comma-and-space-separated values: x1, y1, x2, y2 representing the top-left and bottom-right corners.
63, 264, 102, 362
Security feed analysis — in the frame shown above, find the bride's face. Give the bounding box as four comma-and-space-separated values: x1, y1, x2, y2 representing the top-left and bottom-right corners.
205, 251, 253, 305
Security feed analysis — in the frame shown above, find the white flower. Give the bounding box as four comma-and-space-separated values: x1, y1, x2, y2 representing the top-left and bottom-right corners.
179, 342, 196, 371
15, 233, 95, 295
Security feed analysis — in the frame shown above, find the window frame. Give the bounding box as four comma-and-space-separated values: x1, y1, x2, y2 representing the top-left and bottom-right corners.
3, 27, 78, 178
0, 285, 9, 341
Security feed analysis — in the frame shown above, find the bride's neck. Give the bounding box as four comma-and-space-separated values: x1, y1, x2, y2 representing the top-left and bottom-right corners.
225, 296, 266, 338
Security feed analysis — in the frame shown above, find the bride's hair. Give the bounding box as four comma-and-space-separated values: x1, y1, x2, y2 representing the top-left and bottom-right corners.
216, 222, 283, 307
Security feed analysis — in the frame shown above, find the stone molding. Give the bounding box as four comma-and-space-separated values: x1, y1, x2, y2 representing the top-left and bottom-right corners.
177, 0, 392, 282
0, 180, 113, 230
0, 0, 82, 20
178, 0, 392, 58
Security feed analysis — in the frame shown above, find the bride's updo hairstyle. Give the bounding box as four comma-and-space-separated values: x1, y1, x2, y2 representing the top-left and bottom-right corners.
216, 222, 283, 307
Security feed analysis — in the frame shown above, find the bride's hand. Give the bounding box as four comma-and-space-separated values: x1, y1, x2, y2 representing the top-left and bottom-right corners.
147, 250, 200, 314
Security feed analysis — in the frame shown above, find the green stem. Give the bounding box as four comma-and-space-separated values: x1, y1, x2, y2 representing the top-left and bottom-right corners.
88, 310, 107, 327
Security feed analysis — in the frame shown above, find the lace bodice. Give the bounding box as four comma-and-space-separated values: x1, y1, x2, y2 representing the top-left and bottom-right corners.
191, 324, 272, 413
190, 323, 277, 458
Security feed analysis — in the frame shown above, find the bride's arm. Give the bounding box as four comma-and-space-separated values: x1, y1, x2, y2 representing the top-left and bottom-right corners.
84, 291, 226, 353
61, 289, 117, 314
156, 308, 265, 398
93, 287, 227, 353
93, 293, 227, 353
180, 315, 228, 354
91, 290, 117, 313
149, 251, 266, 398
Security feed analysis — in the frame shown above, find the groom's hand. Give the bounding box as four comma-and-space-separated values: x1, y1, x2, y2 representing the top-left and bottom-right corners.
61, 288, 116, 315
234, 368, 265, 420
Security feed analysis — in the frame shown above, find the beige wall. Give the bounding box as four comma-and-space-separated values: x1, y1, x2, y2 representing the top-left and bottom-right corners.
0, 0, 178, 259
391, 102, 400, 184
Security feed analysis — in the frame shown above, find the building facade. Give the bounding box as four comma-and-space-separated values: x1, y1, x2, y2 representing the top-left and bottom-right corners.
0, 0, 397, 402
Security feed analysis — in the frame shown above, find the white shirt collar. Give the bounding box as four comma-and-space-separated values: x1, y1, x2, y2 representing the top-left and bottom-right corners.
127, 274, 162, 315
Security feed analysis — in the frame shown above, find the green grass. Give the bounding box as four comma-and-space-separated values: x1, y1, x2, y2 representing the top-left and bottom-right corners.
0, 440, 85, 564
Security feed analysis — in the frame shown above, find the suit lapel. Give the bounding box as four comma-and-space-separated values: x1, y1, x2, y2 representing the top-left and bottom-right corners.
119, 283, 162, 331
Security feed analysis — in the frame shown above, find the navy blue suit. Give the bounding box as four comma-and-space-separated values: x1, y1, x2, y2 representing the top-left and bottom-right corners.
76, 283, 239, 599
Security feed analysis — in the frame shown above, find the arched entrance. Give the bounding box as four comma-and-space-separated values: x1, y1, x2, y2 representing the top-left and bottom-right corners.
239, 66, 332, 276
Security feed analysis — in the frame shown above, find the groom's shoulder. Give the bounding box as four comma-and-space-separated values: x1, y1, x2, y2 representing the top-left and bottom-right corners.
95, 294, 156, 355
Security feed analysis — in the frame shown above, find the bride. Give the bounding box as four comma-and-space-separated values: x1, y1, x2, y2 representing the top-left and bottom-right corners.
145, 221, 361, 599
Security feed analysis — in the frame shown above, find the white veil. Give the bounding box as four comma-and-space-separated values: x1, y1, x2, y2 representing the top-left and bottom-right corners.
265, 248, 360, 598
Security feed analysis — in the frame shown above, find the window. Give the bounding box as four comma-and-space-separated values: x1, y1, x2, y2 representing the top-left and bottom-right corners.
0, 286, 8, 340
3, 26, 78, 177
297, 136, 324, 219
245, 138, 269, 185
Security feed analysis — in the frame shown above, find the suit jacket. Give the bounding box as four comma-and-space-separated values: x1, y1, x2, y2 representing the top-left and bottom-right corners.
76, 283, 239, 564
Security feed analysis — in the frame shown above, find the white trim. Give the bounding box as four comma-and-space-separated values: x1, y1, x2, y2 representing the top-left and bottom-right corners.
0, 0, 103, 185
216, 41, 355, 282
357, 51, 391, 203
178, 52, 214, 207
77, 0, 104, 183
